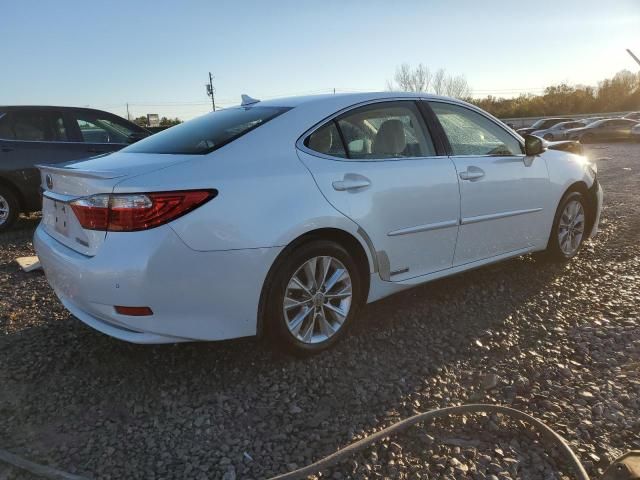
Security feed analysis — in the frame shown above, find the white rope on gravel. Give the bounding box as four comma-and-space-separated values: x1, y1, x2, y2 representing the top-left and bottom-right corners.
0, 404, 591, 480
0, 448, 89, 480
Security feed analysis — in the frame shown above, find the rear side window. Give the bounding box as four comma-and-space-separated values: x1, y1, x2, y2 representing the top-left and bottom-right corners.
337, 102, 435, 159
304, 122, 346, 158
125, 106, 290, 154
0, 113, 12, 140
0, 111, 67, 141
305, 101, 436, 160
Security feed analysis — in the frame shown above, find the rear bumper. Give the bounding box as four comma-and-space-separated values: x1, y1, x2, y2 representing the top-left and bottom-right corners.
34, 224, 282, 343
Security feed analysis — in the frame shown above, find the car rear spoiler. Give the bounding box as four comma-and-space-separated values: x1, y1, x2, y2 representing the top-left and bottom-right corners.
35, 164, 126, 180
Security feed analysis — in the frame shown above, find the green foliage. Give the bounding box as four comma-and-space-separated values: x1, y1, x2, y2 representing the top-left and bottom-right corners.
159, 117, 182, 126
131, 116, 182, 127
470, 70, 640, 118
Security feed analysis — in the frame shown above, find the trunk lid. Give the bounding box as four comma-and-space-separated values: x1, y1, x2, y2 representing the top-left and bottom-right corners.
38, 151, 194, 256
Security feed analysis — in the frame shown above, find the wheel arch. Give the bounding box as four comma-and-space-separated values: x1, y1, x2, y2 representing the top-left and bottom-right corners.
0, 176, 25, 211
257, 227, 373, 337
553, 180, 598, 242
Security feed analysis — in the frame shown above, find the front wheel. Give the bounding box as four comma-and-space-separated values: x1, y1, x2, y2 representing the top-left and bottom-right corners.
545, 191, 588, 261
266, 240, 363, 356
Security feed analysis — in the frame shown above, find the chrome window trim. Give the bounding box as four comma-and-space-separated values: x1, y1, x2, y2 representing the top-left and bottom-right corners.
426, 98, 526, 156
295, 97, 444, 162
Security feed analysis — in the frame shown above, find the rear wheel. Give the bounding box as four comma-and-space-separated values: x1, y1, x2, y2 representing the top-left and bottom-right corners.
545, 191, 587, 261
266, 240, 363, 355
0, 187, 19, 232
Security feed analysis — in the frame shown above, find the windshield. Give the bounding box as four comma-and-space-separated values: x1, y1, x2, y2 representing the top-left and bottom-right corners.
124, 106, 290, 155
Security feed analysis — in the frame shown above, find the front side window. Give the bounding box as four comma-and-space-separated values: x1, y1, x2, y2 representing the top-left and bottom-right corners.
73, 113, 137, 144
429, 102, 523, 156
125, 106, 290, 155
0, 111, 67, 141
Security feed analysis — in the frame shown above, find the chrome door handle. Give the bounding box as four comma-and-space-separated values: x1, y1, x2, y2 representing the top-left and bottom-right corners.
459, 167, 485, 181
332, 174, 371, 191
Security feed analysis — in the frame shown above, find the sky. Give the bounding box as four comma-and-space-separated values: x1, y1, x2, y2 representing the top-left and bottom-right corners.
2, 0, 639, 120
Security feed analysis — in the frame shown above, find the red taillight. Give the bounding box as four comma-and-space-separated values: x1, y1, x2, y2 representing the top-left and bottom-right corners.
115, 306, 153, 316
70, 190, 216, 232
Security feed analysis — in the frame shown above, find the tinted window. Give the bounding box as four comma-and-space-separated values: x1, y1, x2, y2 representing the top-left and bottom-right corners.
0, 111, 67, 141
304, 122, 346, 158
0, 113, 13, 140
331, 101, 435, 159
430, 102, 523, 156
125, 106, 290, 155
73, 112, 137, 144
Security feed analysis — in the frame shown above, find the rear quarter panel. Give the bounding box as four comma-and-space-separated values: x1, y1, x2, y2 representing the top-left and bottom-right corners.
112, 119, 374, 269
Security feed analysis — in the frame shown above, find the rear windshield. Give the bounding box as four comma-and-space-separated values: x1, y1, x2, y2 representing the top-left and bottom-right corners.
124, 106, 290, 155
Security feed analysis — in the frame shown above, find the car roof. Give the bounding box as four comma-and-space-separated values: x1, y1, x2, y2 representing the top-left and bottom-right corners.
238, 91, 466, 109
0, 105, 118, 115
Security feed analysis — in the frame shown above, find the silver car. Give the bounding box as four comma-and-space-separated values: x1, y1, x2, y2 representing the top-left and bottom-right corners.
532, 120, 590, 141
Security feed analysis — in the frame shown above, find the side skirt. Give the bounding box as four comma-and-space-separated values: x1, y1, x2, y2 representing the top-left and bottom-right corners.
367, 246, 537, 303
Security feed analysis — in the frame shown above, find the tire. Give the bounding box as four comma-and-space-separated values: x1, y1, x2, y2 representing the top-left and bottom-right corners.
545, 191, 588, 262
265, 239, 364, 356
0, 187, 19, 232
543, 133, 554, 141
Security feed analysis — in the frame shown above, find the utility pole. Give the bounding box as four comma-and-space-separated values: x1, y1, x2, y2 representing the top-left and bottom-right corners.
126, 102, 130, 120
206, 72, 216, 111
627, 49, 640, 68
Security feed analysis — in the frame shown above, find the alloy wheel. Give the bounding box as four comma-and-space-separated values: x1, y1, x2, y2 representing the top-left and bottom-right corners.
283, 256, 352, 344
558, 199, 585, 256
0, 195, 9, 226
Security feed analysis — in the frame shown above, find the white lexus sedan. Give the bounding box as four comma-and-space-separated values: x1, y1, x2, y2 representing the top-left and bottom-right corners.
34, 93, 603, 355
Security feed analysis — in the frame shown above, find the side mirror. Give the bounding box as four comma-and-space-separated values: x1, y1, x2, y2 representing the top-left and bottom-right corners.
524, 134, 546, 156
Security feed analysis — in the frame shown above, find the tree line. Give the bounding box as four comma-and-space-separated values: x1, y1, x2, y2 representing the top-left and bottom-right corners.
388, 64, 640, 118
132, 116, 182, 127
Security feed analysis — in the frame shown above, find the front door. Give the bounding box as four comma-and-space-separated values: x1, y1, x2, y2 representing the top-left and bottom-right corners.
428, 101, 550, 266
297, 100, 460, 281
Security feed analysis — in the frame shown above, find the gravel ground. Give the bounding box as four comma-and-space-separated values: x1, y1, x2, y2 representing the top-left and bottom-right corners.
1, 143, 638, 480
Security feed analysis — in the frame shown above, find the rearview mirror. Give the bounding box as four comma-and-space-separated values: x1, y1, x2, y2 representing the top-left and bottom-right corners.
524, 134, 546, 156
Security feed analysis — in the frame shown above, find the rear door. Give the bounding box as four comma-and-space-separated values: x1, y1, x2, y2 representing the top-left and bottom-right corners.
428, 100, 550, 265
0, 108, 94, 210
297, 100, 460, 281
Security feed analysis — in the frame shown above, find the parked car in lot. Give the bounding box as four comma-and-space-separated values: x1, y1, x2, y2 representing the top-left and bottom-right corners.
34, 92, 602, 355
516, 117, 573, 136
623, 111, 640, 121
531, 120, 590, 141
631, 123, 640, 141
0, 106, 150, 230
566, 118, 639, 143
